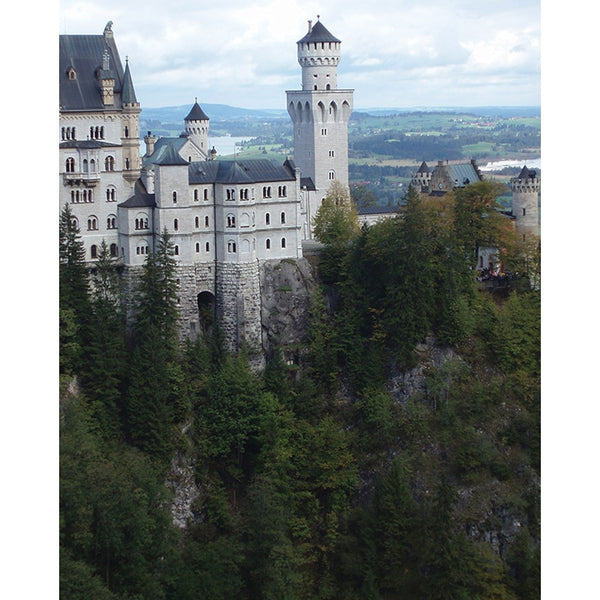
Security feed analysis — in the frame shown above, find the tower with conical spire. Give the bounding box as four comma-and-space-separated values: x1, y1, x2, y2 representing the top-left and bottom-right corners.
184, 99, 210, 158
121, 57, 142, 182
286, 17, 354, 237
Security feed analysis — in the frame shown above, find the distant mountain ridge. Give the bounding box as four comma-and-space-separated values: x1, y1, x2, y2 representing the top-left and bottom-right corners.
140, 104, 540, 125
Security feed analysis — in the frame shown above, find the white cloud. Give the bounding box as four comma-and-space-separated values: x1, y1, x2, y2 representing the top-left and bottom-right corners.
58, 0, 541, 108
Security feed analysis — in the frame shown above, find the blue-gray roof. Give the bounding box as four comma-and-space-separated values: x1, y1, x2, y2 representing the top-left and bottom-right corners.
448, 162, 481, 187
153, 143, 189, 166
60, 29, 133, 111
143, 137, 189, 167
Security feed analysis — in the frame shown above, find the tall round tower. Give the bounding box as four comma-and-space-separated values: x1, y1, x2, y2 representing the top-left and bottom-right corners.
184, 99, 210, 158
286, 17, 354, 236
510, 166, 540, 237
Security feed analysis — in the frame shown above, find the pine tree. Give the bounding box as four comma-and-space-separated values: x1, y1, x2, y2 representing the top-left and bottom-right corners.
59, 203, 90, 373
83, 240, 127, 440
126, 229, 183, 458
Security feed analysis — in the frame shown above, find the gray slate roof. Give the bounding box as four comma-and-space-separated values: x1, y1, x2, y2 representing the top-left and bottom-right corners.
189, 159, 295, 185
298, 20, 341, 44
185, 101, 210, 121
518, 166, 538, 179
60, 32, 130, 111
119, 181, 156, 208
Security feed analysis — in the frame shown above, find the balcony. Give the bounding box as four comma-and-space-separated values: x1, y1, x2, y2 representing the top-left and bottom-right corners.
63, 171, 101, 186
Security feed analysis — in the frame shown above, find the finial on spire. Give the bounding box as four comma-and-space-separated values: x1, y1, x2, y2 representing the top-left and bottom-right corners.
317, 14, 320, 20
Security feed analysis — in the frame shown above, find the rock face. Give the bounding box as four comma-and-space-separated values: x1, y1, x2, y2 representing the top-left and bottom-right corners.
165, 451, 202, 529
386, 335, 462, 404
259, 257, 317, 362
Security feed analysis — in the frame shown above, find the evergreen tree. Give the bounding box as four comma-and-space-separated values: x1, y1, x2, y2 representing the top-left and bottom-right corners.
126, 229, 184, 458
59, 203, 90, 373
83, 240, 127, 440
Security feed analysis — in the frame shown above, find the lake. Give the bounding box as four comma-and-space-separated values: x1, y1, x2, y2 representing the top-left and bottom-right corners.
208, 136, 255, 158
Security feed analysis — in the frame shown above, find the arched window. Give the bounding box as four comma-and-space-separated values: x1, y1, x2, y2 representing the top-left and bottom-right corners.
87, 216, 98, 231
194, 189, 199, 201
205, 242, 210, 252
124, 126, 129, 138
265, 213, 271, 225
82, 159, 88, 173
106, 187, 116, 202
328, 170, 336, 180
90, 158, 95, 172
204, 188, 209, 200
66, 157, 75, 173
195, 242, 200, 253
125, 158, 130, 169
90, 245, 98, 259
228, 241, 237, 253
104, 156, 114, 171
195, 216, 199, 228
281, 212, 286, 224
266, 238, 271, 250
174, 245, 179, 255
205, 216, 209, 227
172, 191, 177, 203
226, 215, 236, 228
107, 215, 117, 229
110, 243, 118, 257
174, 218, 179, 231
281, 238, 286, 248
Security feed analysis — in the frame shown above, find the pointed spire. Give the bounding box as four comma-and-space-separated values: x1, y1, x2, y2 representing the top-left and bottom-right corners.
121, 57, 138, 104
184, 100, 209, 122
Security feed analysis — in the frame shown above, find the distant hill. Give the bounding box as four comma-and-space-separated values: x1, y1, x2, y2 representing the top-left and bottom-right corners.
141, 104, 288, 124
140, 104, 540, 127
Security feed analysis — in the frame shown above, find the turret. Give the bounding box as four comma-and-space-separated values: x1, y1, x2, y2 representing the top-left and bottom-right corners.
184, 99, 210, 158
510, 166, 540, 237
121, 58, 142, 182
144, 131, 156, 157
286, 17, 354, 238
97, 50, 115, 106
297, 18, 342, 91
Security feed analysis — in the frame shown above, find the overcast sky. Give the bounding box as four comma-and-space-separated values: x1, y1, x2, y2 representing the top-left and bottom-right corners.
58, 0, 541, 110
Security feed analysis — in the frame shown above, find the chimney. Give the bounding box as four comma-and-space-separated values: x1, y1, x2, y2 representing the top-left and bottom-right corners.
144, 131, 156, 157
308, 20, 313, 32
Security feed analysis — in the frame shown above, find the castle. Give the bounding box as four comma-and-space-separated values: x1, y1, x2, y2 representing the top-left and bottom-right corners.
59, 18, 354, 357
59, 19, 539, 356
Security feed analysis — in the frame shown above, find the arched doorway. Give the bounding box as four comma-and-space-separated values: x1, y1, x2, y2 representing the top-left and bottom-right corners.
197, 291, 215, 334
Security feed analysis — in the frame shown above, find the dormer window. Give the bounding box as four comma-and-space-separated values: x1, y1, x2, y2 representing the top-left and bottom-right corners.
67, 67, 76, 80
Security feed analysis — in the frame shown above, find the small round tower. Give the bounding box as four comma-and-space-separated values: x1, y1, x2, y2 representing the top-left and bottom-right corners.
184, 99, 210, 158
297, 17, 342, 91
510, 166, 540, 237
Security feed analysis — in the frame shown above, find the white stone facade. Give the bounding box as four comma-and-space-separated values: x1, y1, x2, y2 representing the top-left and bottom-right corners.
60, 19, 353, 354
287, 19, 354, 236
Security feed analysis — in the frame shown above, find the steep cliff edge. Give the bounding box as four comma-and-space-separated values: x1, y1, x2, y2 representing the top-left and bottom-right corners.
259, 257, 317, 361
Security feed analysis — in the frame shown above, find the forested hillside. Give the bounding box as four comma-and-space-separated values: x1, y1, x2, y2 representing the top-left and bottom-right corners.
59, 183, 540, 599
